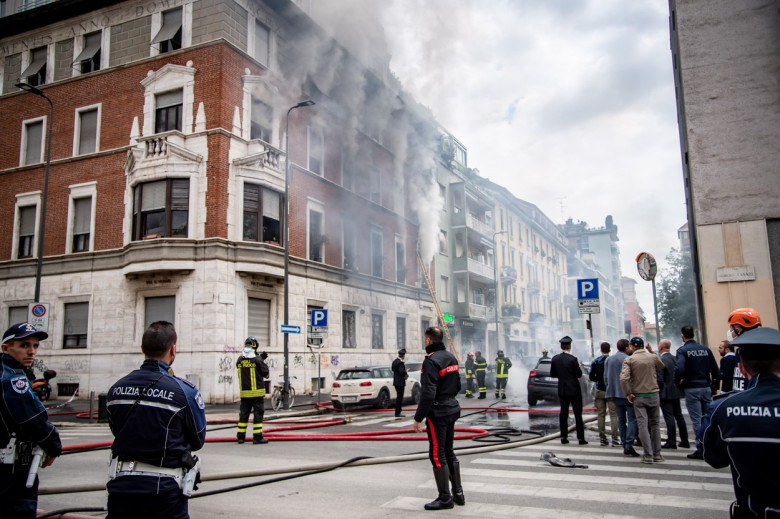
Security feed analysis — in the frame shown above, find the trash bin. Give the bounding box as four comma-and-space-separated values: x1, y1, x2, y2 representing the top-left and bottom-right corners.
98, 393, 108, 423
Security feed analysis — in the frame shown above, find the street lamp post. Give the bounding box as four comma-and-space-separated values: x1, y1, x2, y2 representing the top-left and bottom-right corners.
16, 82, 53, 303
283, 100, 315, 410
492, 230, 508, 359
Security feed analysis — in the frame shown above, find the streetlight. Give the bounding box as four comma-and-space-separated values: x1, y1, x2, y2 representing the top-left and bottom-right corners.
492, 230, 508, 360
15, 82, 53, 304
283, 99, 315, 410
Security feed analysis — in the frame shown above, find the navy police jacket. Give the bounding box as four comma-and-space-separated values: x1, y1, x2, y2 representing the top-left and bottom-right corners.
414, 342, 461, 422
106, 360, 206, 492
675, 339, 719, 389
703, 373, 780, 516
0, 353, 61, 459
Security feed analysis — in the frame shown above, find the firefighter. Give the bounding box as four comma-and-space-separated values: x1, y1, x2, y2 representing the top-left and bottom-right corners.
236, 337, 270, 444
473, 350, 488, 399
494, 350, 512, 399
464, 352, 475, 398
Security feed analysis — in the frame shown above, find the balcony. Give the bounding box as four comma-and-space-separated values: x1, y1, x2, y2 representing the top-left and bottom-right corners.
467, 214, 493, 239
468, 303, 487, 319
467, 258, 495, 282
526, 280, 541, 293
502, 304, 522, 322
529, 312, 545, 323
500, 266, 517, 285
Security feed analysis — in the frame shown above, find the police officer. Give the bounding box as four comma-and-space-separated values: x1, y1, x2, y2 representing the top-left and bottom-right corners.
473, 350, 487, 399
1, 323, 62, 518
494, 350, 512, 399
674, 325, 719, 459
413, 326, 463, 510
391, 348, 408, 418
236, 337, 270, 444
106, 321, 206, 519
703, 327, 780, 519
464, 352, 475, 398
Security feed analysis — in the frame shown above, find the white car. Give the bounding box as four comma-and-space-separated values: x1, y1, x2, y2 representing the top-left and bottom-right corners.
330, 366, 421, 409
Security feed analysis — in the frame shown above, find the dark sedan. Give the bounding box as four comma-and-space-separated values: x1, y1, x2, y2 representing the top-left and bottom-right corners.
526, 358, 594, 406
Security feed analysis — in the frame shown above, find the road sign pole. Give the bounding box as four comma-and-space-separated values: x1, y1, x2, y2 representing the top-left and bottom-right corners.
652, 277, 660, 346
588, 314, 594, 358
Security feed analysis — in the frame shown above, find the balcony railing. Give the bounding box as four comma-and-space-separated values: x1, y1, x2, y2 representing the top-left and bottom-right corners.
527, 280, 541, 293
467, 258, 495, 281
467, 214, 493, 238
500, 266, 517, 284
469, 303, 487, 319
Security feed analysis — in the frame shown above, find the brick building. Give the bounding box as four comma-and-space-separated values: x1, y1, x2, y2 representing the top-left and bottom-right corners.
0, 0, 443, 402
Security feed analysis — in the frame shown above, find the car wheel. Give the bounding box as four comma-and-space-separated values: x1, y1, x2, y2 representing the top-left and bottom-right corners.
331, 400, 344, 410
375, 389, 391, 409
528, 394, 538, 406
411, 384, 421, 404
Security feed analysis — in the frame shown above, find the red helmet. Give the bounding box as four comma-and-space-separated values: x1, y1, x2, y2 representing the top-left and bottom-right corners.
727, 308, 761, 329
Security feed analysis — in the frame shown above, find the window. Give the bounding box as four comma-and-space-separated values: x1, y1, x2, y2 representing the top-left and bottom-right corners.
152, 8, 182, 53
21, 46, 47, 87
307, 127, 323, 175
248, 297, 271, 345
395, 240, 405, 283
370, 229, 382, 277
71, 197, 92, 252
371, 313, 383, 349
438, 183, 446, 206
22, 119, 44, 166
75, 107, 99, 155
342, 309, 356, 348
369, 168, 380, 203
457, 278, 466, 303
144, 296, 175, 330
342, 218, 356, 271
341, 149, 354, 191
254, 20, 269, 67
155, 90, 183, 133
308, 208, 324, 262
243, 184, 281, 243
250, 98, 273, 142
472, 288, 485, 306
75, 31, 101, 74
440, 276, 449, 302
8, 306, 27, 326
17, 206, 36, 258
396, 317, 406, 350
438, 230, 447, 254
132, 179, 189, 240
63, 302, 88, 348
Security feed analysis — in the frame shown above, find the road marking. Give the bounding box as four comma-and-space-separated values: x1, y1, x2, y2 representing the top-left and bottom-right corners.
347, 415, 397, 427
382, 496, 653, 518
460, 467, 732, 492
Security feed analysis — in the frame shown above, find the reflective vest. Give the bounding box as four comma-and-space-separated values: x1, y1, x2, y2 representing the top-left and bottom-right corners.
495, 357, 512, 378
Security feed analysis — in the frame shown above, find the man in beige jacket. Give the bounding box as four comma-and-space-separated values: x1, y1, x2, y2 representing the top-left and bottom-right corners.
620, 337, 665, 463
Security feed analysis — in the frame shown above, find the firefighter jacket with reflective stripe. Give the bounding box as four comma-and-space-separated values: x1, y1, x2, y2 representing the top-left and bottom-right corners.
414, 342, 461, 422
464, 357, 475, 379
495, 357, 512, 378
473, 357, 487, 373
236, 355, 269, 398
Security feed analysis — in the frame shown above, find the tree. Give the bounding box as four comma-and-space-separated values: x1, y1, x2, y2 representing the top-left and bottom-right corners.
656, 248, 697, 339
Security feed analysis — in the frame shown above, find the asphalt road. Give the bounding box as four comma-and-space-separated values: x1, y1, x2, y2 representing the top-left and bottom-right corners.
36, 391, 731, 518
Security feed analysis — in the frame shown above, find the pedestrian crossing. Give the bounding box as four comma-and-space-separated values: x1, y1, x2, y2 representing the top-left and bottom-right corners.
56, 425, 113, 439
381, 441, 734, 518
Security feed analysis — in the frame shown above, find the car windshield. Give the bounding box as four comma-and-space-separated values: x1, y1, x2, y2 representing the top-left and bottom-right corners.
534, 359, 552, 376
336, 370, 372, 380
406, 363, 422, 372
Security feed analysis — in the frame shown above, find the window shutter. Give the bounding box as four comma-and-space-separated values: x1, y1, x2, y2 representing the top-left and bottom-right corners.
144, 296, 175, 329
171, 179, 189, 210
155, 89, 183, 108
262, 189, 279, 218
25, 121, 43, 165
248, 298, 271, 344
78, 109, 98, 155
73, 198, 91, 234
20, 206, 36, 235
65, 302, 89, 335
141, 180, 166, 211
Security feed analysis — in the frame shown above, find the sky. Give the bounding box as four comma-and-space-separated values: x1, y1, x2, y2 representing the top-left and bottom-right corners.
315, 0, 686, 319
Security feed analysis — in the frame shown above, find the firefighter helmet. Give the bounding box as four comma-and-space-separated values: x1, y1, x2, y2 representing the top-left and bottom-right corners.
244, 336, 259, 350
727, 308, 762, 330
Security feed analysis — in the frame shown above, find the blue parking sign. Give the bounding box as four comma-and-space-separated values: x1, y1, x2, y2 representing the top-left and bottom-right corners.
577, 279, 599, 299
311, 309, 328, 327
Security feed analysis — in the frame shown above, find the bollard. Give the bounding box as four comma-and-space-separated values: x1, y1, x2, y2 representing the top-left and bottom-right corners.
98, 393, 108, 423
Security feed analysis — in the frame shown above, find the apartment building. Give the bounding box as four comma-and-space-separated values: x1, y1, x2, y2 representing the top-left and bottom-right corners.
0, 0, 441, 402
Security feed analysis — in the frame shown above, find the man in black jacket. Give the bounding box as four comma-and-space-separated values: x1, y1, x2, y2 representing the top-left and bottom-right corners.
236, 337, 270, 444
550, 336, 587, 445
413, 327, 463, 510
392, 348, 408, 418
657, 339, 689, 449
718, 340, 738, 393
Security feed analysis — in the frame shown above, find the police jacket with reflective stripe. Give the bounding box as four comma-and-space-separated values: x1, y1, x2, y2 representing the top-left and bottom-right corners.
107, 360, 206, 468
414, 342, 461, 422
674, 340, 719, 389
703, 373, 780, 516
236, 355, 269, 398
0, 354, 61, 458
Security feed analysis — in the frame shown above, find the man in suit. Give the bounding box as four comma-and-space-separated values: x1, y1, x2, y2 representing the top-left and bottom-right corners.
549, 336, 587, 445
391, 348, 408, 418
657, 339, 689, 449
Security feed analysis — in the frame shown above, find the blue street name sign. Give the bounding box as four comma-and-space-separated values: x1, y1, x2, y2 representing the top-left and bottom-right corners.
280, 325, 301, 334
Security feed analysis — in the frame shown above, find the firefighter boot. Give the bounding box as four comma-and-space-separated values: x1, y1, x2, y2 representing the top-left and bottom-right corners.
424, 466, 454, 510
450, 460, 465, 506
236, 433, 245, 444
253, 434, 269, 444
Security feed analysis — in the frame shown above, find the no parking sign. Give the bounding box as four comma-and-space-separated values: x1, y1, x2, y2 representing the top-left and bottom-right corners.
27, 303, 50, 333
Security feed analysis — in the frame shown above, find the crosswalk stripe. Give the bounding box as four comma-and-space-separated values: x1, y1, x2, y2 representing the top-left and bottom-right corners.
382, 496, 652, 519
416, 480, 733, 512
460, 466, 733, 492
347, 415, 395, 427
